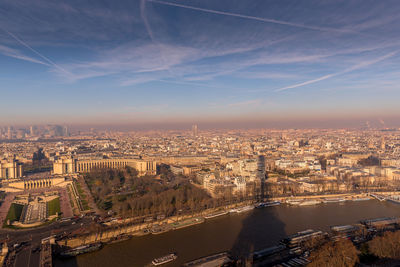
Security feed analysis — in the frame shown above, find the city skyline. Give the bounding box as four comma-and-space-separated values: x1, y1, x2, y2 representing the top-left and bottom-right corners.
1, 0, 400, 126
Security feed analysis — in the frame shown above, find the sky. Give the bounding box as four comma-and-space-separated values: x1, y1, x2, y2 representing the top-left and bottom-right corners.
1, 0, 400, 128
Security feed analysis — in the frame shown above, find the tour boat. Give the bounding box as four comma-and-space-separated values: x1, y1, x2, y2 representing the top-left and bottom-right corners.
255, 201, 281, 208
152, 253, 177, 265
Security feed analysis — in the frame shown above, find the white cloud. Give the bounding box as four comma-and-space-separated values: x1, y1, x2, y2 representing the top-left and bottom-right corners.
275, 50, 398, 92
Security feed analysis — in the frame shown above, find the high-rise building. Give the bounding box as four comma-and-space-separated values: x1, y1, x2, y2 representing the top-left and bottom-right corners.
192, 124, 198, 137
7, 126, 13, 140
30, 125, 38, 136
63, 126, 69, 137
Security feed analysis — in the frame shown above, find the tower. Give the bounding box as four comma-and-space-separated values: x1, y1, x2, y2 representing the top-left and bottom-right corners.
192, 124, 198, 137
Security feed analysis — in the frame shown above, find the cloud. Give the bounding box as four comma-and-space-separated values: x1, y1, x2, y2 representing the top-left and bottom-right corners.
275, 50, 398, 92
1, 28, 71, 76
0, 44, 49, 65
147, 0, 363, 35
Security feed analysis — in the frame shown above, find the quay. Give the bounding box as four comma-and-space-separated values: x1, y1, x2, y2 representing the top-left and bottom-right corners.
57, 192, 385, 249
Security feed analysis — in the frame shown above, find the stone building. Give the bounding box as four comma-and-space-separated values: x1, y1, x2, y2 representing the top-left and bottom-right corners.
0, 158, 23, 179
53, 157, 156, 176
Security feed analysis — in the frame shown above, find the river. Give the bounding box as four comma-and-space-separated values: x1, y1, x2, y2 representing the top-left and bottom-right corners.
54, 200, 400, 267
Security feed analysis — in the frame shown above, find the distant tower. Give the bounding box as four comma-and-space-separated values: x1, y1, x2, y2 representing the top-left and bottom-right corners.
29, 126, 37, 136
257, 155, 266, 200
192, 124, 198, 137
7, 126, 13, 140
63, 126, 69, 137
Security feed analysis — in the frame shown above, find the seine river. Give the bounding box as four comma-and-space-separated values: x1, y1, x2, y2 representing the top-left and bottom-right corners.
55, 200, 400, 267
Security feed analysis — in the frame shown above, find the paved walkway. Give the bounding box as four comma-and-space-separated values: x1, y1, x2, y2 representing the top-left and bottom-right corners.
0, 193, 16, 226
59, 188, 73, 218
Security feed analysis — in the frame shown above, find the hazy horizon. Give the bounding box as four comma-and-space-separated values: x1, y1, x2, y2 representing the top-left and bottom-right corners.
2, 115, 400, 131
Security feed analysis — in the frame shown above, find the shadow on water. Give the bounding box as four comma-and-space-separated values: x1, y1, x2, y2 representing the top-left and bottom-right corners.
52, 199, 400, 266
231, 180, 287, 266
230, 206, 287, 265
53, 256, 78, 267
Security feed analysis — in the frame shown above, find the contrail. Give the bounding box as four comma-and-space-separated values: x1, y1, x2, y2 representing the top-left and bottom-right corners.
1, 28, 72, 76
140, 0, 174, 75
275, 50, 398, 92
140, 0, 156, 41
147, 0, 362, 35
0, 44, 50, 66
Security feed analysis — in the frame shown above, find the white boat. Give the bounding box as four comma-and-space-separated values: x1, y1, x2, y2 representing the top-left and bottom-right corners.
286, 199, 302, 206
231, 205, 254, 213
152, 253, 177, 265
323, 198, 346, 203
298, 200, 321, 206
204, 211, 229, 219
352, 197, 371, 201
255, 201, 281, 208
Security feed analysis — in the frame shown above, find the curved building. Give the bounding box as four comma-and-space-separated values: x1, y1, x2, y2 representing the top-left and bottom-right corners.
53, 157, 156, 176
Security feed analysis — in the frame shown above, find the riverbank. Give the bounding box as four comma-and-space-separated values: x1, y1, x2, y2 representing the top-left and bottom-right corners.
56, 192, 397, 249
54, 199, 400, 267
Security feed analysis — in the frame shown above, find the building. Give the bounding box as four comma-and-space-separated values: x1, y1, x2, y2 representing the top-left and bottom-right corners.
53, 157, 157, 176
1, 177, 69, 192
192, 124, 198, 137
0, 158, 23, 179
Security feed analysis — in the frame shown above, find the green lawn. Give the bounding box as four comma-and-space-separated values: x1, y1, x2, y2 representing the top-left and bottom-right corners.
4, 203, 24, 226
48, 198, 61, 216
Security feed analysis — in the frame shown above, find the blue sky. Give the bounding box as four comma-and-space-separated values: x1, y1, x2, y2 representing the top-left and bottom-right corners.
1, 0, 400, 127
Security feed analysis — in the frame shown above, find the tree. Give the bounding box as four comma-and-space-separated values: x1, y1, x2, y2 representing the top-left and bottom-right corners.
368, 231, 400, 259
308, 239, 358, 267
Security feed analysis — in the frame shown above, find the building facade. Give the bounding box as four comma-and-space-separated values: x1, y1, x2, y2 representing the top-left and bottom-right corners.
0, 158, 23, 179
53, 157, 156, 176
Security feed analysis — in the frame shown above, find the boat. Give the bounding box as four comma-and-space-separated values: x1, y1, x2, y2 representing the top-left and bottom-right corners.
352, 197, 371, 201
152, 253, 177, 265
255, 201, 281, 208
183, 252, 233, 266
59, 243, 102, 258
323, 198, 346, 203
286, 199, 302, 205
204, 211, 229, 219
298, 200, 321, 206
151, 226, 171, 235
281, 229, 325, 247
230, 205, 254, 213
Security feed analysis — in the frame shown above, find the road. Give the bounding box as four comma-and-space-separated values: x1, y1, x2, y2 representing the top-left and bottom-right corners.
0, 217, 93, 267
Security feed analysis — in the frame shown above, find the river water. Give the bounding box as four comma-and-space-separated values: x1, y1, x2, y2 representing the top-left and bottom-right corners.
55, 200, 400, 267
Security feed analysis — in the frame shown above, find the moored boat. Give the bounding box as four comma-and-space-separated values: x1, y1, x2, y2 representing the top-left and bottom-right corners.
152, 253, 177, 265
352, 197, 371, 201
183, 252, 233, 266
59, 242, 102, 258
298, 200, 321, 206
255, 201, 281, 208
204, 211, 229, 219
231, 205, 254, 213
286, 199, 302, 205
323, 198, 346, 203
